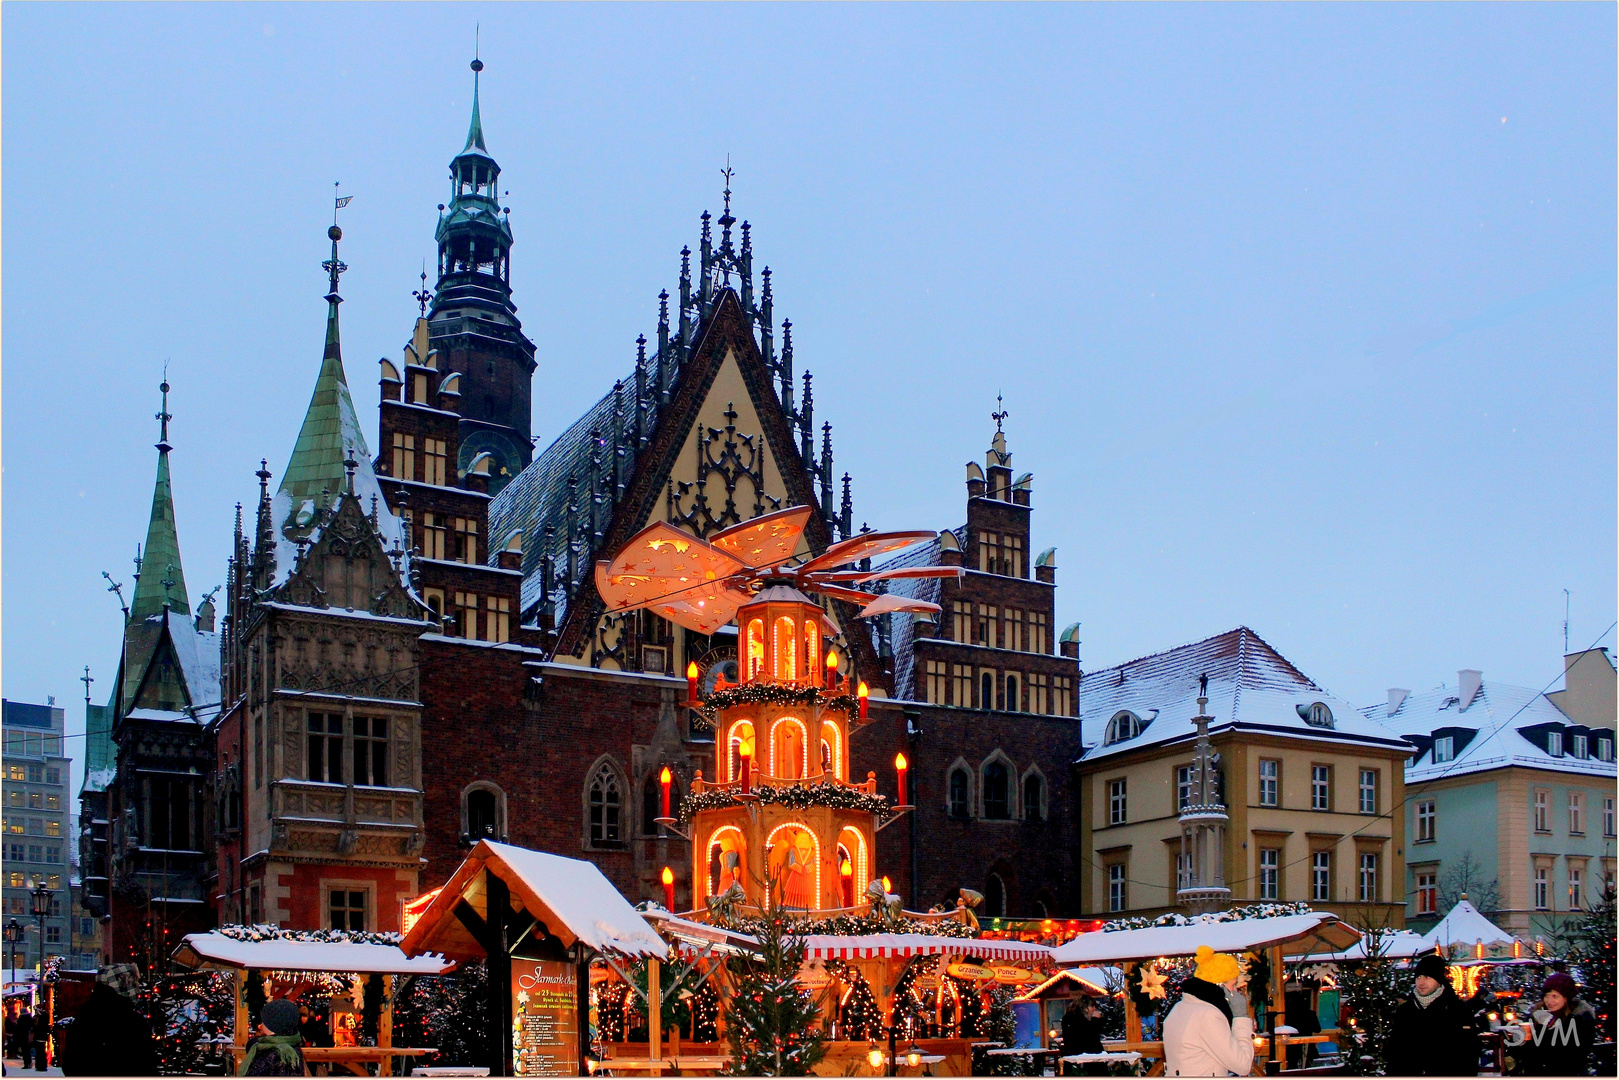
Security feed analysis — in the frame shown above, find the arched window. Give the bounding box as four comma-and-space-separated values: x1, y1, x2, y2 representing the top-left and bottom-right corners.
1005, 674, 1019, 713
983, 762, 1011, 819
467, 789, 499, 840
1031, 897, 1049, 918
805, 625, 820, 684
948, 768, 971, 818
766, 824, 819, 909
707, 827, 747, 897
727, 721, 756, 784
641, 771, 681, 836
586, 763, 624, 847
1023, 774, 1044, 822
1105, 711, 1141, 746
773, 616, 797, 680
980, 672, 994, 710
820, 720, 842, 780
1298, 701, 1335, 729
985, 873, 1007, 918
745, 619, 765, 680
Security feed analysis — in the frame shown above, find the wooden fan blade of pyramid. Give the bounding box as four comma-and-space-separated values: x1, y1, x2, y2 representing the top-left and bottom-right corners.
857, 594, 943, 619
650, 579, 753, 635
708, 505, 815, 568
797, 530, 937, 574
808, 583, 883, 606
595, 520, 745, 614
820, 566, 965, 584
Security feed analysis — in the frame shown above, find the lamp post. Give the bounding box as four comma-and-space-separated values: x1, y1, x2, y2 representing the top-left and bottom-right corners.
30, 876, 52, 971
4, 919, 22, 985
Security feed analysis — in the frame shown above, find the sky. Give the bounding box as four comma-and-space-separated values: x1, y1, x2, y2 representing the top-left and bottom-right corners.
4, 3, 1615, 805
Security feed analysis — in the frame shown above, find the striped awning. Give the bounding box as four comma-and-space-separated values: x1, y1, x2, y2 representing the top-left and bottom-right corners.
801, 934, 1054, 962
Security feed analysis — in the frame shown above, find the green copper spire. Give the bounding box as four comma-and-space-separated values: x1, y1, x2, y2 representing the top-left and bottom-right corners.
279, 216, 372, 535
129, 379, 191, 621
464, 57, 487, 153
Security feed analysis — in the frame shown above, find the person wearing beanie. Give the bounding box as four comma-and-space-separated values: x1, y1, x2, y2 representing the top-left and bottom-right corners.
1521, 971, 1596, 1076
238, 997, 307, 1076
1386, 953, 1480, 1076
1162, 946, 1255, 1077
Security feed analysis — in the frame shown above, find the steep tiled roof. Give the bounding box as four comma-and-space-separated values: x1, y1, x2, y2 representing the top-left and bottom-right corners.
1077, 627, 1411, 763
488, 351, 673, 619
867, 528, 962, 701
1363, 677, 1615, 781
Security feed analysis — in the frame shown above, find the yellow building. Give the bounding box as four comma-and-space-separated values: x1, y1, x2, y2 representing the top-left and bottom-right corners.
1076, 628, 1413, 927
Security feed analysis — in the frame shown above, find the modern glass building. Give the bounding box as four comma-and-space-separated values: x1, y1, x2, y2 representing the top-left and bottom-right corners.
2, 699, 73, 971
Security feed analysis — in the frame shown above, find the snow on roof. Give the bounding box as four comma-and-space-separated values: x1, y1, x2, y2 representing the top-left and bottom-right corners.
401, 841, 667, 961
1362, 677, 1616, 781
1051, 912, 1357, 966
174, 932, 454, 975
1288, 928, 1428, 962
801, 934, 1054, 962
166, 621, 221, 708
124, 707, 195, 723
1416, 900, 1519, 954
1077, 627, 1413, 764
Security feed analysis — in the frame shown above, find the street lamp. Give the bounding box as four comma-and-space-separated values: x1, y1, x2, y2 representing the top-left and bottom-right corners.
29, 876, 52, 969
4, 919, 22, 983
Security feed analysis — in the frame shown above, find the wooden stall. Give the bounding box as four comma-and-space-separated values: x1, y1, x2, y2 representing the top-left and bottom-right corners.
400, 840, 669, 1078
1051, 912, 1360, 1076
172, 929, 455, 1076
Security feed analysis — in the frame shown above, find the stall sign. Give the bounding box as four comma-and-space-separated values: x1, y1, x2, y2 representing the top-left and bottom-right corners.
992, 966, 1034, 985
513, 959, 579, 1077
946, 963, 995, 982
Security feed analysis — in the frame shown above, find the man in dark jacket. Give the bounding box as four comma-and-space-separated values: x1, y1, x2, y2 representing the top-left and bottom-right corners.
1386, 954, 1480, 1076
60, 982, 159, 1077
239, 997, 306, 1076
1060, 996, 1105, 1074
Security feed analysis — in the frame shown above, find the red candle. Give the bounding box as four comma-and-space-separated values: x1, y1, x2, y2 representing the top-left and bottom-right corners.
662, 866, 675, 911
895, 752, 908, 806
686, 661, 699, 704
857, 680, 869, 722
739, 741, 752, 793
825, 651, 839, 691
659, 766, 672, 819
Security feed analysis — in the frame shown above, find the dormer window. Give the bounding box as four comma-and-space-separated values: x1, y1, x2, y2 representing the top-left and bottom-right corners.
1433, 736, 1455, 763
1571, 734, 1587, 759
1547, 730, 1563, 757
1105, 711, 1141, 746
1598, 737, 1614, 763
1298, 702, 1334, 729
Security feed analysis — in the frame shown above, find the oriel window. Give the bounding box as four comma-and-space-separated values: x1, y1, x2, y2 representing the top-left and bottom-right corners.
353, 716, 388, 787
307, 713, 343, 784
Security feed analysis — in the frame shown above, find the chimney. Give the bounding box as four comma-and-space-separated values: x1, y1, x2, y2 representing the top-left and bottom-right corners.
1387, 688, 1409, 716
1458, 670, 1482, 711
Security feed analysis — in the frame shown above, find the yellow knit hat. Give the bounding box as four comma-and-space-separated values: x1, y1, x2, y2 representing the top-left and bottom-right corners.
1193, 945, 1240, 984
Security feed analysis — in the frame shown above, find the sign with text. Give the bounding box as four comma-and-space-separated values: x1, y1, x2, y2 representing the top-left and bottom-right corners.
513, 958, 579, 1077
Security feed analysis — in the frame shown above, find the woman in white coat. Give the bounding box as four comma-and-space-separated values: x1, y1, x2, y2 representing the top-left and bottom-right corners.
1162, 946, 1255, 1077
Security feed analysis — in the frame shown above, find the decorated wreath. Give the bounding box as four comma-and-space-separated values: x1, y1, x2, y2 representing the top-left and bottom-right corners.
1125, 961, 1174, 1016
679, 780, 890, 824
691, 683, 863, 729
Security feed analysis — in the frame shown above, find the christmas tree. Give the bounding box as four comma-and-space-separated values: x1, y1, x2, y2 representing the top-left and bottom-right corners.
1563, 883, 1616, 1040
1337, 939, 1410, 1076
721, 900, 827, 1076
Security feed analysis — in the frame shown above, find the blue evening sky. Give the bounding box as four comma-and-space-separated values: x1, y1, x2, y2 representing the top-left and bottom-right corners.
4, 4, 1614, 799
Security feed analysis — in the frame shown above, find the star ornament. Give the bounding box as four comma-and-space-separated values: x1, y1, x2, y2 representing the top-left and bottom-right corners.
1139, 964, 1169, 1000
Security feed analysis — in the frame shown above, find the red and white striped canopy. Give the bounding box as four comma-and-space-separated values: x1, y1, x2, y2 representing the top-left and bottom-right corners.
801, 934, 1054, 962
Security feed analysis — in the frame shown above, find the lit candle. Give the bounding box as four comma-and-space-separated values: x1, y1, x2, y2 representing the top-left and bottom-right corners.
686, 661, 699, 704
857, 680, 869, 721
659, 766, 672, 819
662, 866, 675, 911
895, 752, 908, 806
881, 875, 892, 896
840, 855, 854, 907
739, 740, 752, 793
825, 650, 839, 690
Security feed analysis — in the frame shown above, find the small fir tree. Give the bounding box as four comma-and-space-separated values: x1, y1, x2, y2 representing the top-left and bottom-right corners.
1337, 935, 1410, 1077
1562, 883, 1617, 1040
721, 900, 828, 1076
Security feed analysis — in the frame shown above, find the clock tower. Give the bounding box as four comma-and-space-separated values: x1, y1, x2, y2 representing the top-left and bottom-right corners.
427, 58, 536, 494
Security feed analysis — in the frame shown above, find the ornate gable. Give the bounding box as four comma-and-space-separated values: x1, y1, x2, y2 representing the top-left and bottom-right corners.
273, 492, 423, 621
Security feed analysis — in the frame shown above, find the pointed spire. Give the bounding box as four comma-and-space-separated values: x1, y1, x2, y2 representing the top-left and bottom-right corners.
819, 422, 834, 526
799, 367, 814, 466
465, 57, 487, 153
840, 473, 853, 541
130, 378, 191, 621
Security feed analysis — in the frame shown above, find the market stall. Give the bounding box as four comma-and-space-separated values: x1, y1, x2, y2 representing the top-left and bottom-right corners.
1051, 908, 1360, 1076
173, 928, 455, 1076
399, 840, 668, 1077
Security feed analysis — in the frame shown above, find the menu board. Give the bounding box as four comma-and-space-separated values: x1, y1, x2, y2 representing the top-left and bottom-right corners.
513, 958, 579, 1077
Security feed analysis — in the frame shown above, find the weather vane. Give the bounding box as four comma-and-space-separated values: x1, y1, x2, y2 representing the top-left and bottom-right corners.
721, 156, 734, 214
992, 393, 1008, 433
414, 261, 433, 317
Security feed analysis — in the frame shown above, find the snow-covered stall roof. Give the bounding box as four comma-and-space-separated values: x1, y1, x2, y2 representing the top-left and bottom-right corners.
173, 932, 454, 975
1417, 900, 1519, 956
1018, 967, 1119, 1000
638, 910, 761, 957
1288, 928, 1428, 962
400, 841, 668, 962
801, 934, 1054, 962
1051, 912, 1358, 967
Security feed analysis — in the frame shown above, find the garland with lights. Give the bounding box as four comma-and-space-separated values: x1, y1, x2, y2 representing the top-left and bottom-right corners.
721, 909, 976, 940
825, 960, 883, 1040
1097, 901, 1313, 934
693, 685, 862, 730
680, 781, 890, 825
216, 922, 404, 947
